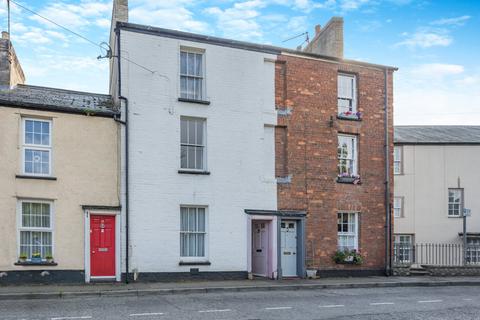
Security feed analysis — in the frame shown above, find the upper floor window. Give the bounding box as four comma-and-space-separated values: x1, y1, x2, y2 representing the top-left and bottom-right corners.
338, 134, 358, 177
18, 200, 53, 261
180, 117, 206, 171
337, 74, 358, 119
23, 118, 51, 176
394, 146, 403, 175
337, 212, 358, 251
180, 49, 204, 100
393, 197, 403, 218
448, 188, 463, 217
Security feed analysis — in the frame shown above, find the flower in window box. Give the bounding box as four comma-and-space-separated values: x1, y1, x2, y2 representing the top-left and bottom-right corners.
45, 255, 54, 263
337, 173, 361, 184
339, 111, 361, 120
18, 253, 27, 263
31, 253, 42, 263
332, 249, 364, 265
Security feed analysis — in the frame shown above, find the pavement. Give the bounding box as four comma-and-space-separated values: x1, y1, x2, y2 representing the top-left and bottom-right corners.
1, 284, 480, 319
1, 276, 480, 300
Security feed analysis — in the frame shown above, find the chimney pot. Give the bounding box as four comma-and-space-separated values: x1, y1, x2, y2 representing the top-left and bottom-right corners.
1, 31, 9, 40
315, 25, 321, 35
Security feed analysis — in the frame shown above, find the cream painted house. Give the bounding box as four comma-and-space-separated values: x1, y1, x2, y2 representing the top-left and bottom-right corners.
394, 126, 480, 263
0, 34, 121, 283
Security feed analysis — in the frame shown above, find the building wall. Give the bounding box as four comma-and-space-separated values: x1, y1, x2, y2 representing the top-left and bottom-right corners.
119, 30, 277, 274
0, 107, 119, 272
394, 144, 480, 243
275, 53, 394, 272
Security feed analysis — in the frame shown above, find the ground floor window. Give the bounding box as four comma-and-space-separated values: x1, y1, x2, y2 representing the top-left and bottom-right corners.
180, 206, 207, 257
337, 212, 358, 251
394, 234, 413, 264
18, 201, 53, 260
467, 238, 480, 264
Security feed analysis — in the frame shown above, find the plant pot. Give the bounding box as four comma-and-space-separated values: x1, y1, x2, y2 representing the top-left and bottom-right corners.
31, 256, 42, 263
18, 258, 27, 263
46, 258, 54, 264
306, 269, 318, 279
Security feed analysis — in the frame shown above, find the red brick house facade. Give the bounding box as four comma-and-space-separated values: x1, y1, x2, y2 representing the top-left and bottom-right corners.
275, 52, 395, 276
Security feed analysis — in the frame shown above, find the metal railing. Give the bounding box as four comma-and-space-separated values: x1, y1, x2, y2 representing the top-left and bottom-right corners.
393, 243, 480, 267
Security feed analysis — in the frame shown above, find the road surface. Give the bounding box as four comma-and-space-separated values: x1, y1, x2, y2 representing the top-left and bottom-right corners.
1, 285, 479, 319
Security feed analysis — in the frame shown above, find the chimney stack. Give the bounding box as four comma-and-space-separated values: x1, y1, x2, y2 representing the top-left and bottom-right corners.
0, 31, 25, 89
304, 17, 344, 59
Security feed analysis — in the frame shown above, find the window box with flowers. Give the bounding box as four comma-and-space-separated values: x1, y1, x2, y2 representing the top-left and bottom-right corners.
337, 173, 361, 184
337, 111, 362, 121
332, 249, 364, 265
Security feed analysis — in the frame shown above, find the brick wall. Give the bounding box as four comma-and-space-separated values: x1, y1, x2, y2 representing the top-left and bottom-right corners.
275, 53, 394, 271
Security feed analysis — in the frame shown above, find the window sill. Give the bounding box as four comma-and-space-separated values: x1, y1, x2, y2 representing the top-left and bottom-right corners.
178, 98, 211, 105
337, 177, 362, 185
179, 261, 211, 266
16, 175, 57, 181
14, 261, 58, 266
337, 115, 362, 122
178, 170, 210, 175
448, 215, 463, 218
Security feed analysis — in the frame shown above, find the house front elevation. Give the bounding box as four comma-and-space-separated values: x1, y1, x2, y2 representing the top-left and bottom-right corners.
0, 32, 121, 283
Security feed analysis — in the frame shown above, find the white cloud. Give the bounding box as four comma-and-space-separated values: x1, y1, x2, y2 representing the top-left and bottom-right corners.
431, 15, 471, 26
95, 18, 111, 28
204, 1, 266, 40
395, 29, 452, 48
129, 0, 208, 32
411, 63, 464, 78
30, 1, 111, 30
395, 65, 480, 125
340, 0, 371, 11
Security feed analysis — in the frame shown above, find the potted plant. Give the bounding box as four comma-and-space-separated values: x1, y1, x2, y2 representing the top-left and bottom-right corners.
332, 249, 364, 265
45, 255, 54, 263
337, 173, 361, 184
18, 253, 28, 263
31, 253, 42, 263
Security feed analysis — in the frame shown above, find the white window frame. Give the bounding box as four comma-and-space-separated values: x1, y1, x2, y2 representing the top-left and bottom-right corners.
179, 47, 205, 100
393, 234, 413, 264
22, 117, 52, 177
448, 188, 463, 217
337, 134, 358, 176
394, 146, 403, 175
337, 73, 357, 115
337, 212, 359, 251
180, 117, 207, 171
393, 197, 403, 218
179, 206, 208, 262
16, 199, 54, 261
467, 237, 480, 264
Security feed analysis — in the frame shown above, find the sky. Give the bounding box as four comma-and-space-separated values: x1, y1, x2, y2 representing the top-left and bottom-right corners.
0, 0, 479, 125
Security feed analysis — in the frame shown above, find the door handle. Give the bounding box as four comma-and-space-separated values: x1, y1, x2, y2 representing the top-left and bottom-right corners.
92, 251, 96, 254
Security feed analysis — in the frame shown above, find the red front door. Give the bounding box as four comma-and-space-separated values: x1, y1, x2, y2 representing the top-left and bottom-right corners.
90, 215, 116, 277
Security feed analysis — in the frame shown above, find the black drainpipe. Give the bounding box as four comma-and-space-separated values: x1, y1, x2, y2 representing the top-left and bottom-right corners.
384, 68, 391, 276
113, 26, 130, 284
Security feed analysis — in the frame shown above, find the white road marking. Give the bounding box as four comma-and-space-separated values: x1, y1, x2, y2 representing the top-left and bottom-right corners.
418, 300, 443, 303
370, 302, 395, 306
265, 307, 292, 310
51, 317, 92, 320
463, 298, 473, 301
129, 312, 164, 317
198, 309, 232, 313
319, 304, 345, 308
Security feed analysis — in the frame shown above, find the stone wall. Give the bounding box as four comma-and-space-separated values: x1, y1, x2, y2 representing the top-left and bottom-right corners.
422, 265, 480, 277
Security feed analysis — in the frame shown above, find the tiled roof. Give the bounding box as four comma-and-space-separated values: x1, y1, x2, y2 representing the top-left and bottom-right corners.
395, 126, 480, 144
0, 84, 117, 117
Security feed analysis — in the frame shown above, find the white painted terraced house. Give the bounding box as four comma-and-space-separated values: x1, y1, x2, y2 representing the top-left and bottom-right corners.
109, 2, 291, 280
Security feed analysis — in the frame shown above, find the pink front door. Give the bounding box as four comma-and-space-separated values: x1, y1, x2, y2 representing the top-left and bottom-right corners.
252, 221, 269, 277
90, 215, 116, 277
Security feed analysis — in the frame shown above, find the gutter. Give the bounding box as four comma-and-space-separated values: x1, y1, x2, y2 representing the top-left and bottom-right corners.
384, 68, 392, 276
112, 26, 130, 284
